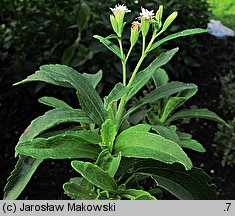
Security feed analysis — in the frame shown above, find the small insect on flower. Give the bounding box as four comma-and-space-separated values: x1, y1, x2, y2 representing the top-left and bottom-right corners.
140, 7, 155, 20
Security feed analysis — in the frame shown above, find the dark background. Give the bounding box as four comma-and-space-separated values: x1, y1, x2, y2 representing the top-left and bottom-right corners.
1, 0, 235, 199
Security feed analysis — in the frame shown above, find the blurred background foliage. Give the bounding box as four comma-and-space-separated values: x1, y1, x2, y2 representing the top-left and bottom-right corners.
208, 0, 235, 30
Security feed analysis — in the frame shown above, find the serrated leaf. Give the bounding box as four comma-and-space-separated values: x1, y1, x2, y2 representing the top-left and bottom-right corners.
14, 64, 106, 126
114, 126, 192, 170
4, 108, 92, 200
127, 82, 197, 116
100, 119, 117, 151
121, 189, 156, 200
71, 161, 118, 192
3, 156, 42, 200
82, 70, 103, 89
152, 125, 181, 146
96, 149, 121, 177
63, 181, 97, 200
19, 108, 93, 143
38, 96, 73, 109
16, 131, 101, 159
149, 28, 207, 52
126, 48, 179, 101
152, 68, 169, 87
133, 159, 216, 199
166, 108, 228, 126
104, 83, 129, 110
93, 35, 122, 59
13, 70, 72, 87
181, 139, 206, 153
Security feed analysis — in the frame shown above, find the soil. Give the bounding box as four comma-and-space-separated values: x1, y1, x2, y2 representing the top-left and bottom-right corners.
0, 35, 235, 200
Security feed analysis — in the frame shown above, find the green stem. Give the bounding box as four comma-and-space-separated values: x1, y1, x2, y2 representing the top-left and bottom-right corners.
116, 35, 156, 126
142, 35, 146, 55
125, 46, 133, 64
118, 39, 126, 86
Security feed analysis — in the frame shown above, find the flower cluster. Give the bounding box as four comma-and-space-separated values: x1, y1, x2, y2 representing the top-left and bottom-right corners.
109, 4, 178, 43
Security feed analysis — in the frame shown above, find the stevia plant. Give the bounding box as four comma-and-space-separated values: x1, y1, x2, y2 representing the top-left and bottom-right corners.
4, 4, 228, 200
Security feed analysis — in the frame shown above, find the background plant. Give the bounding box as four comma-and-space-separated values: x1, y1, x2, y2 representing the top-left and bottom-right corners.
3, 4, 227, 200
213, 72, 235, 167
214, 118, 235, 167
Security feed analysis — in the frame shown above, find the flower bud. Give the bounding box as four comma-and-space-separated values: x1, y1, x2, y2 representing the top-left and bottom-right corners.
110, 4, 131, 36
130, 21, 141, 47
139, 7, 155, 37
162, 11, 178, 31
153, 5, 163, 33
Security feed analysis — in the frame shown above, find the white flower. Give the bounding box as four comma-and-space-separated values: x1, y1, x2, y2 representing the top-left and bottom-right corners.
110, 4, 131, 15
140, 7, 154, 20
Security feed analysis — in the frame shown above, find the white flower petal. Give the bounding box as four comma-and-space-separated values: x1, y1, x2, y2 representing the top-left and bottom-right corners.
110, 4, 131, 14
140, 7, 155, 20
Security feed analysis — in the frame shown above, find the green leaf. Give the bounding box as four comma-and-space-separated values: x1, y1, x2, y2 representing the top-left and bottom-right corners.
63, 182, 97, 200
63, 177, 97, 200
127, 82, 197, 116
62, 42, 78, 65
100, 119, 117, 152
76, 1, 91, 31
71, 161, 118, 192
93, 35, 122, 59
114, 126, 192, 170
129, 109, 149, 125
181, 139, 206, 153
82, 70, 103, 89
149, 28, 207, 52
104, 83, 129, 110
152, 68, 169, 87
96, 149, 121, 177
133, 159, 217, 199
177, 131, 192, 139
162, 12, 178, 31
18, 108, 93, 143
121, 189, 156, 200
14, 70, 72, 87
16, 131, 101, 159
166, 108, 228, 126
120, 124, 151, 133
14, 64, 106, 126
126, 48, 179, 101
38, 96, 73, 109
3, 156, 42, 200
4, 108, 92, 199
160, 97, 187, 123
151, 125, 181, 146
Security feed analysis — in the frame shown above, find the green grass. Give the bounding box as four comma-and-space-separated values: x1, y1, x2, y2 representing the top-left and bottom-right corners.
207, 0, 235, 30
